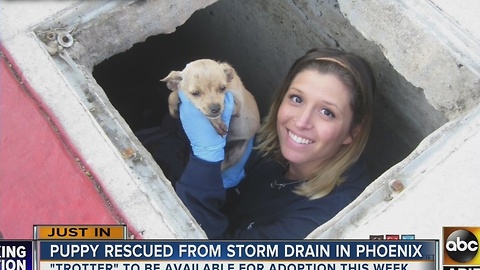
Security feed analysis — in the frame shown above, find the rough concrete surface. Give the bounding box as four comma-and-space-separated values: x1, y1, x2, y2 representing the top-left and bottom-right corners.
339, 0, 480, 120
431, 0, 480, 40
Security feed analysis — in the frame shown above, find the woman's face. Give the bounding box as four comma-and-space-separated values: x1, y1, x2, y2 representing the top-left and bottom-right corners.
277, 69, 355, 179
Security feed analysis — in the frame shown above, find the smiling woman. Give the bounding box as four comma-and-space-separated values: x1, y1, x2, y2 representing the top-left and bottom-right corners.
256, 48, 375, 200
175, 47, 376, 239
277, 70, 356, 181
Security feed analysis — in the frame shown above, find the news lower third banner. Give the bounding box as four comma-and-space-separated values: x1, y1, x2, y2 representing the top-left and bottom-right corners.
31, 241, 439, 270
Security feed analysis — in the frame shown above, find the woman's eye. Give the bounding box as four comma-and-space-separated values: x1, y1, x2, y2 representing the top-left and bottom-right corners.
320, 108, 335, 118
289, 95, 302, 104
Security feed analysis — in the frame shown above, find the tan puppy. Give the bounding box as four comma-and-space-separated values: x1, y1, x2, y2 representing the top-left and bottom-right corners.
161, 59, 260, 170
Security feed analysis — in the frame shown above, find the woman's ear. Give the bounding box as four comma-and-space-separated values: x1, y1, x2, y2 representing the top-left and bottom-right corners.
343, 124, 361, 145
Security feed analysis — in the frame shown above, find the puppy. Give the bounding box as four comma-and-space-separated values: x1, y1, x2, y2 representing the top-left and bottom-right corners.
161, 59, 260, 170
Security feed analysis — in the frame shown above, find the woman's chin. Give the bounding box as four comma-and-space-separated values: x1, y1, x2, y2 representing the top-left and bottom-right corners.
281, 147, 309, 165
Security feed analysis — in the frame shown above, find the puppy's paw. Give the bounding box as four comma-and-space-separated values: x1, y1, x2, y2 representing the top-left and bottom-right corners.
169, 106, 179, 119
211, 119, 228, 136
168, 91, 180, 119
221, 139, 249, 171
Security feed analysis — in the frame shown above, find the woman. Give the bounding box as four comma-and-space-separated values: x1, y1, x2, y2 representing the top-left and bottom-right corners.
175, 47, 376, 239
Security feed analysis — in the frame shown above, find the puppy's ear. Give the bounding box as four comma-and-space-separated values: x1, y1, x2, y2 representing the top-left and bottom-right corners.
160, 71, 182, 91
220, 62, 235, 82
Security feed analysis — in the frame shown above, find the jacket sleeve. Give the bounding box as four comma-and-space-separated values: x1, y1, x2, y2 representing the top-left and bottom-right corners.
175, 154, 229, 239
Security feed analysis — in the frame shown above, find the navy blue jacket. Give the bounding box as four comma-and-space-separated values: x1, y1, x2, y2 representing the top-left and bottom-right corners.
176, 153, 370, 239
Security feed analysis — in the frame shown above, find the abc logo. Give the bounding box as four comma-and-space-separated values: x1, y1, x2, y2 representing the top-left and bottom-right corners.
445, 229, 479, 263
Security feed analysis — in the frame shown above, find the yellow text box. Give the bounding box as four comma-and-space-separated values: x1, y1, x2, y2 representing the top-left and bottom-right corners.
34, 225, 126, 240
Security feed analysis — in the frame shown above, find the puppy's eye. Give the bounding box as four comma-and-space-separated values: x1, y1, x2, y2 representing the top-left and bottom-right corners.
191, 91, 201, 97
219, 86, 227, 92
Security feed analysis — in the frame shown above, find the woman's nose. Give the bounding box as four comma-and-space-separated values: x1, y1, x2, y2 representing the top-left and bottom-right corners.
294, 108, 313, 129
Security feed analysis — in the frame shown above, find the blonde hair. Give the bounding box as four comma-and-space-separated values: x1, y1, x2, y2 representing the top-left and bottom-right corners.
256, 48, 375, 199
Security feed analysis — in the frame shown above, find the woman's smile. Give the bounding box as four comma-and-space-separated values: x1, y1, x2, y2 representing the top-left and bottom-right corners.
287, 129, 314, 145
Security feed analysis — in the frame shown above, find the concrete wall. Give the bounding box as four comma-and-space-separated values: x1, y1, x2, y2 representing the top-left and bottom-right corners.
340, 0, 480, 119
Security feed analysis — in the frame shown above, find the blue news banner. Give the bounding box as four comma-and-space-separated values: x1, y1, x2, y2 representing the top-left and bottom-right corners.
36, 241, 439, 270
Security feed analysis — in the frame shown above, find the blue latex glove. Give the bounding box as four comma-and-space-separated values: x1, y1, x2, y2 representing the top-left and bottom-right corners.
221, 138, 254, 188
178, 90, 234, 162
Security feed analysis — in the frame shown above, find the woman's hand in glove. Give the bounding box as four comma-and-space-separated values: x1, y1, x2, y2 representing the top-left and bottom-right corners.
178, 90, 235, 163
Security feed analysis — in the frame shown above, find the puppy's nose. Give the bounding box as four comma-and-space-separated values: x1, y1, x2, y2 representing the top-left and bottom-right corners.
209, 104, 221, 115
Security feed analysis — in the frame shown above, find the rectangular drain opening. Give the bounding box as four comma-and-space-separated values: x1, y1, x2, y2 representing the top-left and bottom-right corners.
35, 0, 449, 238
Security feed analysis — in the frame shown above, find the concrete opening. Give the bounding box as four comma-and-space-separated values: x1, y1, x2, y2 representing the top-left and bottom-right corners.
34, 0, 452, 237
91, 0, 447, 180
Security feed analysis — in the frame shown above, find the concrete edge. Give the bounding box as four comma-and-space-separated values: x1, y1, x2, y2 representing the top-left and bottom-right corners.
338, 0, 480, 120
398, 0, 480, 77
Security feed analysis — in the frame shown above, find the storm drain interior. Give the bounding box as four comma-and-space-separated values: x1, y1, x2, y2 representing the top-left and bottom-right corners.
92, 0, 445, 183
